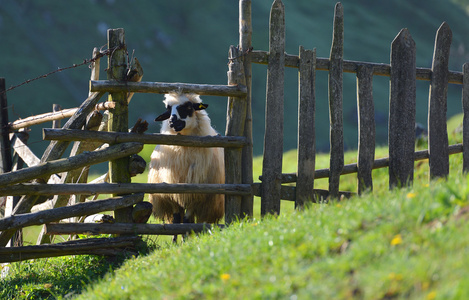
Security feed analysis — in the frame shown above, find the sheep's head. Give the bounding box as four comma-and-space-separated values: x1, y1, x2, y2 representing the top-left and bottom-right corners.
155, 93, 208, 134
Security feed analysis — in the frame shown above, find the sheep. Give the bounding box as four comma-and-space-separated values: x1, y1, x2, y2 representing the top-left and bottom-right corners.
148, 93, 225, 230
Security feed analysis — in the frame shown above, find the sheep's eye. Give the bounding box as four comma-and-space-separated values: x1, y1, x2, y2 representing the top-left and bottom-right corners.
177, 102, 195, 119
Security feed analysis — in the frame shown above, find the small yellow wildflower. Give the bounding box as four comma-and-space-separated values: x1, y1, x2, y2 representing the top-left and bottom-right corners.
44, 283, 53, 289
427, 291, 437, 300
388, 272, 403, 281
390, 234, 403, 246
406, 192, 417, 199
220, 273, 231, 281
336, 203, 342, 208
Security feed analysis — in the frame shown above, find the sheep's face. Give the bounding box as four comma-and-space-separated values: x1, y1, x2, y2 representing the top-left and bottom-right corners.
155, 94, 208, 134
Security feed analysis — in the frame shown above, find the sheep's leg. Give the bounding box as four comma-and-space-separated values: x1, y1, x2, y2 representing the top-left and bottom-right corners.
172, 212, 182, 243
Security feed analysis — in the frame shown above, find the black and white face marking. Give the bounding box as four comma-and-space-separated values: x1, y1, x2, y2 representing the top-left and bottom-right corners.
154, 101, 209, 132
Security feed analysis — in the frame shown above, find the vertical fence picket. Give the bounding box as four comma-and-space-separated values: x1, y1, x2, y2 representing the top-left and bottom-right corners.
463, 63, 469, 172
0, 78, 12, 175
239, 0, 254, 217
0, 78, 18, 246
428, 22, 452, 179
356, 65, 375, 194
296, 47, 316, 207
328, 3, 344, 199
225, 46, 247, 224
389, 29, 416, 188
261, 0, 285, 216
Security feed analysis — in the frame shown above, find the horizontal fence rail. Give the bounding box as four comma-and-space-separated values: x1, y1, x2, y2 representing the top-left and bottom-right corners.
0, 183, 253, 197
8, 102, 114, 131
250, 51, 465, 84
0, 236, 141, 263
44, 223, 224, 236
278, 144, 464, 183
90, 80, 248, 97
43, 128, 248, 148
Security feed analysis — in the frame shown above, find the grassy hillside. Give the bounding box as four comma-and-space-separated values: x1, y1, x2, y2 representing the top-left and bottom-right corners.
2, 0, 469, 158
1, 114, 467, 299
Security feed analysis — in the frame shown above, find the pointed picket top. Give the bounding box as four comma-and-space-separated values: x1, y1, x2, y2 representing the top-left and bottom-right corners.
391, 28, 415, 50
269, 0, 285, 48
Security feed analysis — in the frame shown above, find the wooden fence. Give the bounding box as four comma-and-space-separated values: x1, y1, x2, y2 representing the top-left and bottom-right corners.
0, 0, 468, 263
255, 1, 468, 214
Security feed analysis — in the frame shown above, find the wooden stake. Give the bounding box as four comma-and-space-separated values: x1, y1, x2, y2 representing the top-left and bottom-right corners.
296, 47, 316, 207
428, 22, 452, 179
356, 64, 375, 194
239, 0, 254, 217
389, 28, 416, 188
261, 0, 285, 216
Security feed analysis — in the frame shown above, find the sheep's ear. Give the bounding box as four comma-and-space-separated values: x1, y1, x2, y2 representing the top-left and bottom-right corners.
155, 110, 171, 121
193, 103, 208, 110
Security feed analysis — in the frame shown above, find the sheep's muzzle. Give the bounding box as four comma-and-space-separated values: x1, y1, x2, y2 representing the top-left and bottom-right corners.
170, 115, 186, 132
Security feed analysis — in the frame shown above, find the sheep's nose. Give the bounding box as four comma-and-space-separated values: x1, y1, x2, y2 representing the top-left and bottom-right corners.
169, 114, 186, 132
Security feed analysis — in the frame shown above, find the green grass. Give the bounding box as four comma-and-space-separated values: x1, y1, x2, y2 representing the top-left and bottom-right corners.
73, 172, 469, 300
0, 254, 128, 299
1, 115, 467, 299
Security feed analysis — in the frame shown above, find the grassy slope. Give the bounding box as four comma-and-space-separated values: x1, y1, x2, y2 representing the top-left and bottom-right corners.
75, 173, 469, 299
1, 115, 468, 299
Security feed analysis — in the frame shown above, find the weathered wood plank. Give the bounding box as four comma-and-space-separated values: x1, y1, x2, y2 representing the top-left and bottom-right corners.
279, 143, 464, 183
328, 3, 344, 198
389, 28, 416, 188
239, 0, 254, 218
90, 80, 247, 97
463, 63, 469, 172
0, 142, 143, 186
8, 105, 110, 131
0, 183, 253, 197
252, 183, 354, 202
225, 46, 247, 223
107, 28, 133, 223
261, 0, 285, 216
428, 22, 452, 179
296, 46, 316, 207
250, 51, 464, 85
356, 64, 375, 193
0, 79, 12, 175
0, 193, 144, 231
43, 128, 248, 148
45, 223, 224, 236
0, 236, 140, 263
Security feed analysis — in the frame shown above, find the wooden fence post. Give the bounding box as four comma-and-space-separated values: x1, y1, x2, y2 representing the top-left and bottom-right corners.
296, 46, 316, 207
428, 22, 452, 179
389, 28, 416, 188
356, 64, 375, 194
0, 78, 19, 246
107, 28, 133, 223
239, 0, 254, 218
261, 0, 285, 216
328, 3, 344, 199
225, 46, 247, 223
463, 62, 469, 172
0, 78, 12, 175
